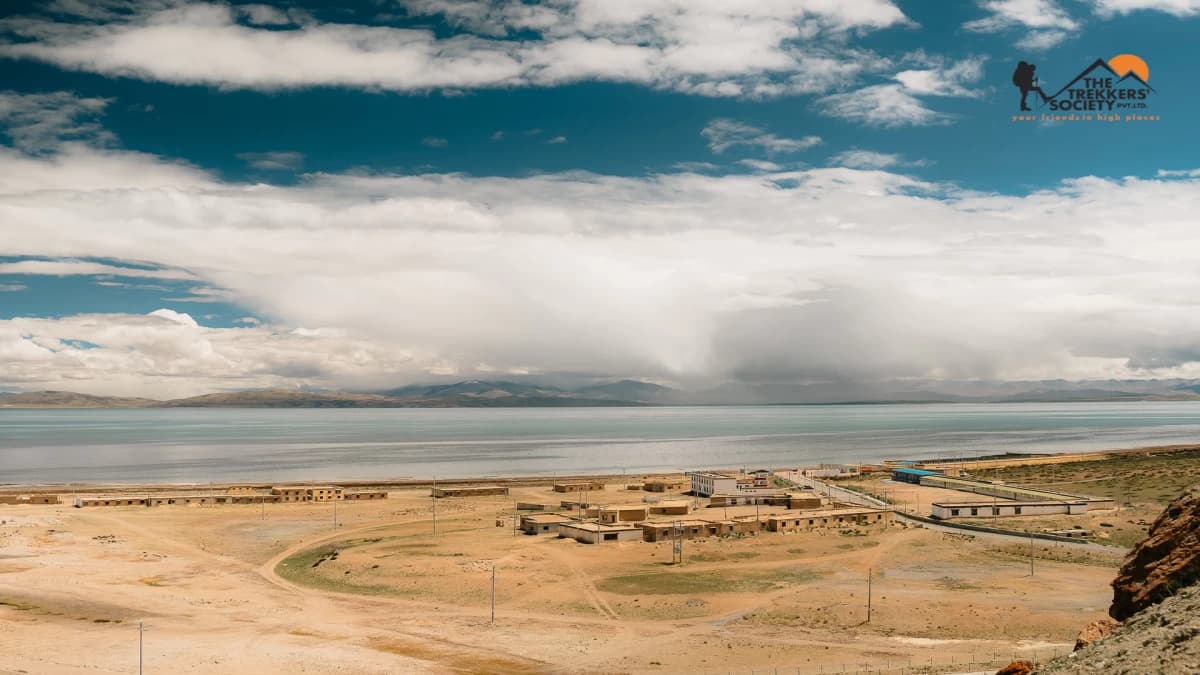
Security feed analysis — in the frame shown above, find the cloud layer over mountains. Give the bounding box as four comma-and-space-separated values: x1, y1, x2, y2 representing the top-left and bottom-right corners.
3, 89, 1200, 397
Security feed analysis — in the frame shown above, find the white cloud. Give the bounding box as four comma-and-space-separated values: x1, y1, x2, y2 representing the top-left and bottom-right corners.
830, 150, 900, 169
237, 150, 304, 170
0, 1, 910, 99
1091, 0, 1200, 15
0, 311, 420, 399
8, 134, 1200, 394
0, 259, 196, 281
1016, 29, 1070, 50
236, 4, 294, 26
702, 119, 821, 154
0, 283, 28, 292
816, 57, 985, 127
546, 135, 567, 144
422, 136, 449, 148
0, 90, 113, 152
965, 0, 1078, 31
737, 159, 784, 172
489, 130, 505, 141
965, 0, 1077, 50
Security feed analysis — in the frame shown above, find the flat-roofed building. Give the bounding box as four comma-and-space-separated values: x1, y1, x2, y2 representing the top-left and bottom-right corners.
598, 505, 648, 524
930, 501, 1088, 520
767, 508, 893, 532
553, 481, 605, 493
430, 485, 509, 498
520, 513, 574, 535
0, 494, 60, 505
688, 470, 781, 498
272, 485, 344, 502
343, 490, 388, 500
649, 500, 691, 516
643, 479, 685, 493
557, 521, 642, 544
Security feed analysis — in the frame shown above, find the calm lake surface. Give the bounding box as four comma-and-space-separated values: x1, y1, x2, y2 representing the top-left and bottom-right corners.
3, 402, 1200, 484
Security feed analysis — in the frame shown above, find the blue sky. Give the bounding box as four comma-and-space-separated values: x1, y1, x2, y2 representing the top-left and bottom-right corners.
2, 0, 1200, 397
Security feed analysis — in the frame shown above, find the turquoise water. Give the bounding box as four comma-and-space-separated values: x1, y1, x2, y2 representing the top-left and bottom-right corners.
3, 402, 1200, 483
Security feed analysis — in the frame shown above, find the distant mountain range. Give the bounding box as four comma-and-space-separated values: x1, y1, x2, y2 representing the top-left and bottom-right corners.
0, 379, 679, 408
3, 378, 1200, 408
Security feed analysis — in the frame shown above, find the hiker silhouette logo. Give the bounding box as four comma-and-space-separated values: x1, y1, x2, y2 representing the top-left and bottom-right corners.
1013, 54, 1154, 113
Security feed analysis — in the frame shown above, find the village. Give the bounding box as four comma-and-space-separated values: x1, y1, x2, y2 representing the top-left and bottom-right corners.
1, 456, 1140, 673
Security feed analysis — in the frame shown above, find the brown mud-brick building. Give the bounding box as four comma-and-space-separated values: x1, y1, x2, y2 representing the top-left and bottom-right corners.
643, 479, 686, 493
272, 486, 343, 502
431, 485, 509, 498
598, 505, 649, 524
553, 481, 605, 493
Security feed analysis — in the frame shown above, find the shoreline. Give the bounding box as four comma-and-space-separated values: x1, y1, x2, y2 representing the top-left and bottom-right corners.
3, 442, 1197, 495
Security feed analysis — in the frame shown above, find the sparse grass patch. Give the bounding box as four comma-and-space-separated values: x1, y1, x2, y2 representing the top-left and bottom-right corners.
598, 565, 823, 595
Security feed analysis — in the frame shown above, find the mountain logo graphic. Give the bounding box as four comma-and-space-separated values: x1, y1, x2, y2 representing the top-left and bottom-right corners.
1013, 54, 1153, 113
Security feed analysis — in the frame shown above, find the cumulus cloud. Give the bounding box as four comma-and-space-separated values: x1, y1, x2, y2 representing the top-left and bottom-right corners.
0, 1, 910, 99
0, 311, 420, 398
702, 119, 821, 154
7, 126, 1200, 396
237, 150, 303, 170
816, 57, 985, 127
1091, 0, 1200, 16
965, 0, 1078, 50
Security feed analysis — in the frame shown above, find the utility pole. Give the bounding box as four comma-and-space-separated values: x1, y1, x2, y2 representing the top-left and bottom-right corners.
1027, 528, 1036, 576
333, 499, 337, 530
867, 568, 873, 623
432, 494, 437, 536
491, 564, 496, 624
261, 496, 265, 520
138, 621, 144, 675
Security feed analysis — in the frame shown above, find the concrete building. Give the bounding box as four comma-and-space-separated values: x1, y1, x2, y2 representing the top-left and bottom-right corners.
643, 479, 686, 493
686, 470, 781, 498
553, 481, 605, 493
930, 501, 1089, 520
557, 522, 642, 544
430, 485, 509, 498
708, 493, 788, 507
520, 513, 574, 535
598, 505, 649, 524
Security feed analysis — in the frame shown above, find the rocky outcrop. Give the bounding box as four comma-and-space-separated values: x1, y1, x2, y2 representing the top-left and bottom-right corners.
1109, 485, 1200, 621
1072, 618, 1116, 651
1039, 583, 1200, 674
995, 659, 1036, 675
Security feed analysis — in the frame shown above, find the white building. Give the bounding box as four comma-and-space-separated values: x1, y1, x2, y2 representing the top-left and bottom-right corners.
687, 470, 777, 497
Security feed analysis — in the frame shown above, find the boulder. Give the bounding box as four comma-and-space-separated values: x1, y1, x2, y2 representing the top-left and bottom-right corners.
1110, 485, 1200, 621
1073, 617, 1117, 651
995, 659, 1036, 675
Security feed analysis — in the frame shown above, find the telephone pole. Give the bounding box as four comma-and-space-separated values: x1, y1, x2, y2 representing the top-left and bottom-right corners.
867, 568, 873, 623
491, 564, 496, 623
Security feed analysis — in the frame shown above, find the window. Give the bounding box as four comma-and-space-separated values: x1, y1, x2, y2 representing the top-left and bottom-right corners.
951, 509, 960, 516
1014, 507, 1022, 515
993, 508, 1000, 515
970, 508, 978, 516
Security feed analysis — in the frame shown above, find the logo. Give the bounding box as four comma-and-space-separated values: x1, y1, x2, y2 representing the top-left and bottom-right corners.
1011, 54, 1158, 123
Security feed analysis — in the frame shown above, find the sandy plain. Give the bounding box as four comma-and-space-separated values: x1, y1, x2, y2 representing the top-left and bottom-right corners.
0, 474, 1131, 675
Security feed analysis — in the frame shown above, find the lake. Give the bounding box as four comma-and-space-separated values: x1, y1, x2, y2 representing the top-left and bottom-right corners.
3, 402, 1200, 484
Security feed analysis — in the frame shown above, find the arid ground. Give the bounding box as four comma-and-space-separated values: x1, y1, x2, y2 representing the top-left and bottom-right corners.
0, 474, 1131, 674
